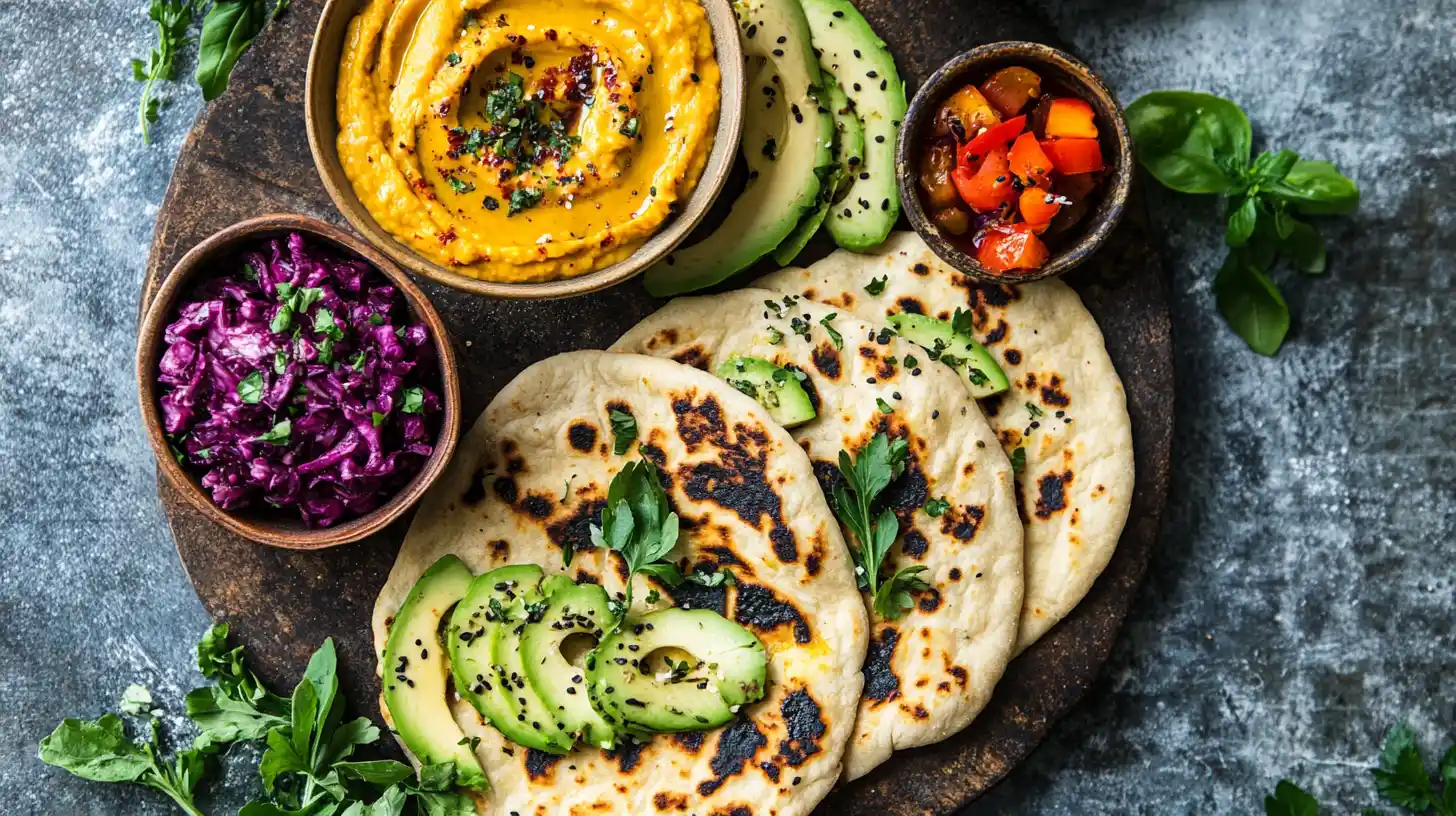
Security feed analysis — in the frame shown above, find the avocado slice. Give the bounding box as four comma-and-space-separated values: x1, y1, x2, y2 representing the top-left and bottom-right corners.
801, 0, 907, 251
520, 576, 620, 750
586, 608, 767, 733
887, 312, 1010, 398
447, 565, 572, 754
714, 355, 817, 427
383, 555, 489, 791
644, 0, 834, 296
771, 77, 859, 265
490, 579, 577, 753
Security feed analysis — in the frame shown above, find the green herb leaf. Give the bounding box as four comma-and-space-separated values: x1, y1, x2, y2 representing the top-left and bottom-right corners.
608, 408, 637, 455
1214, 251, 1289, 356
131, 0, 196, 144
270, 304, 294, 333
255, 418, 292, 445
508, 187, 544, 216
39, 715, 211, 816
237, 371, 265, 404
445, 52, 462, 67
372, 411, 386, 428
831, 433, 910, 599
1251, 149, 1301, 186
1125, 91, 1252, 194
1268, 160, 1360, 214
619, 115, 641, 138
274, 350, 288, 375
1226, 196, 1258, 247
195, 0, 271, 102
819, 313, 843, 348
1264, 780, 1320, 816
120, 684, 156, 717
401, 387, 426, 414
864, 275, 887, 295
876, 397, 893, 414
872, 565, 930, 620
447, 176, 475, 194
1010, 447, 1026, 473
1372, 723, 1435, 811
1280, 217, 1327, 275
638, 561, 685, 587
923, 497, 950, 518
766, 326, 784, 345
313, 307, 345, 341
590, 458, 680, 623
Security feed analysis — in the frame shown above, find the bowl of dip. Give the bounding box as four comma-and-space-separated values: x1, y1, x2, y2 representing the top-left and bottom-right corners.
306, 0, 746, 299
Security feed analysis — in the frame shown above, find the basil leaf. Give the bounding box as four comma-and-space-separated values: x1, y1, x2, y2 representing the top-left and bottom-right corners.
1225, 196, 1258, 247
1264, 780, 1319, 816
1268, 160, 1360, 214
1126, 91, 1251, 194
237, 371, 265, 404
1214, 252, 1289, 356
638, 561, 684, 587
924, 497, 950, 517
372, 411, 386, 428
313, 307, 345, 341
38, 714, 152, 783
269, 304, 294, 333
195, 0, 270, 101
1251, 149, 1300, 185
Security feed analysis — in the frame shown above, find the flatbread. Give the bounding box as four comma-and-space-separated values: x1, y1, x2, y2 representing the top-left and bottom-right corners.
612, 289, 1023, 781
374, 350, 866, 816
757, 231, 1134, 653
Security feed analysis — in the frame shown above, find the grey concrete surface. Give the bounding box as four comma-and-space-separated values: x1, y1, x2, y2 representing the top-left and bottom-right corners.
1, 0, 1451, 813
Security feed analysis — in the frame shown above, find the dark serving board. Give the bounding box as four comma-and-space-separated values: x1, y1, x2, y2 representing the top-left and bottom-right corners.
141, 1, 1172, 812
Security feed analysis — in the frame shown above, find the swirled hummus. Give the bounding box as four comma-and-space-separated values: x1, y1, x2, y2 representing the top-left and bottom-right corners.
337, 0, 721, 283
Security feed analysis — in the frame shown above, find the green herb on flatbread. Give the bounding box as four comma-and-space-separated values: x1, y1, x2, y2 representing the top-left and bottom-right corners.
832, 433, 930, 619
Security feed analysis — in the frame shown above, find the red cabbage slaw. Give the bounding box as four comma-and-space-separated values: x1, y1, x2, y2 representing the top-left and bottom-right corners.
156, 232, 441, 528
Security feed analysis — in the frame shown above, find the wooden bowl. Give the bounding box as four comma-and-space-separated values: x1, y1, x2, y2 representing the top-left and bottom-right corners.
135, 214, 462, 550
895, 42, 1134, 283
304, 0, 746, 300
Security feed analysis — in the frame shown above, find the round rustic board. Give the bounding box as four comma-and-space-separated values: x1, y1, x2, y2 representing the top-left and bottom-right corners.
142, 1, 1173, 812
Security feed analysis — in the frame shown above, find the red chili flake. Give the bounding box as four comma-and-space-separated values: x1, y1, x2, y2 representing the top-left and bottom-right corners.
601, 234, 616, 248
439, 229, 457, 245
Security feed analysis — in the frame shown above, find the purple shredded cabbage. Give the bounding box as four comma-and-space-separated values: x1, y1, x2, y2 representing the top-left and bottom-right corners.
157, 232, 442, 528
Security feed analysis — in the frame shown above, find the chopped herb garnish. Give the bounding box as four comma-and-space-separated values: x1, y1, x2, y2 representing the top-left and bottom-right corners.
371, 411, 386, 428
924, 497, 951, 517
401, 387, 426, 414
819, 313, 843, 348
508, 187, 544, 216
445, 52, 462, 66
1010, 446, 1026, 473
876, 397, 894, 414
767, 326, 784, 345
237, 371, 265, 405
831, 433, 927, 619
1025, 402, 1044, 418
619, 116, 641, 138
255, 419, 291, 446
865, 275, 888, 295
447, 176, 475, 194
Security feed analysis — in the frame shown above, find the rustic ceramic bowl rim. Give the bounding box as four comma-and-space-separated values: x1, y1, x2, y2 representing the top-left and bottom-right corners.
135, 213, 462, 551
895, 41, 1134, 284
303, 0, 747, 300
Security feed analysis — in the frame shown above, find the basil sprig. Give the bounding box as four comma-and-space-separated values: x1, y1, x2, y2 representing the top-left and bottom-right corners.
1126, 91, 1360, 355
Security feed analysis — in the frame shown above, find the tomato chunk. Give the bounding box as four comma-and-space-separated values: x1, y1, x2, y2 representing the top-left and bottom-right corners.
1008, 132, 1053, 188
1018, 187, 1062, 233
979, 67, 1043, 118
1044, 98, 1099, 139
951, 147, 1016, 213
957, 115, 1026, 167
977, 223, 1050, 272
1041, 138, 1104, 175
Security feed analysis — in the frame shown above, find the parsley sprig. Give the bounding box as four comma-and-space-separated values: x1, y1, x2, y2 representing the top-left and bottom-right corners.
40, 624, 479, 815
832, 433, 932, 619
590, 459, 681, 627
1266, 722, 1456, 816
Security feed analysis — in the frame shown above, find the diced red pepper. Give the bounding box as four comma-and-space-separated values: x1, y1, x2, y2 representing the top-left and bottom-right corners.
957, 115, 1026, 167
1008, 132, 1054, 188
1018, 187, 1062, 234
1043, 98, 1099, 139
977, 223, 1050, 272
1041, 138, 1104, 175
951, 147, 1016, 213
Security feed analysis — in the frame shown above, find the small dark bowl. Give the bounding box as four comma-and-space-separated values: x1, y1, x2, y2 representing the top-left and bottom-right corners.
135, 214, 461, 550
895, 42, 1133, 283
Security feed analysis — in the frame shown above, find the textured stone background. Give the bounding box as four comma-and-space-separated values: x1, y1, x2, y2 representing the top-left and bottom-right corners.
1, 0, 1451, 813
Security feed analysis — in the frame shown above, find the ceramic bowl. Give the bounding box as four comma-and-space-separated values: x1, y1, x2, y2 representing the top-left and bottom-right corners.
135, 214, 461, 550
304, 0, 746, 300
895, 41, 1134, 283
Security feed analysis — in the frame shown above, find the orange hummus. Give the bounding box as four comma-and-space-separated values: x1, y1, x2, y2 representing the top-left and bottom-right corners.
337, 0, 721, 283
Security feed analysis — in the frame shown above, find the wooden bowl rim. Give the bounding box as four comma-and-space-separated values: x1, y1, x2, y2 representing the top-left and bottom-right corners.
135, 213, 462, 550
894, 40, 1135, 284
303, 0, 747, 301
